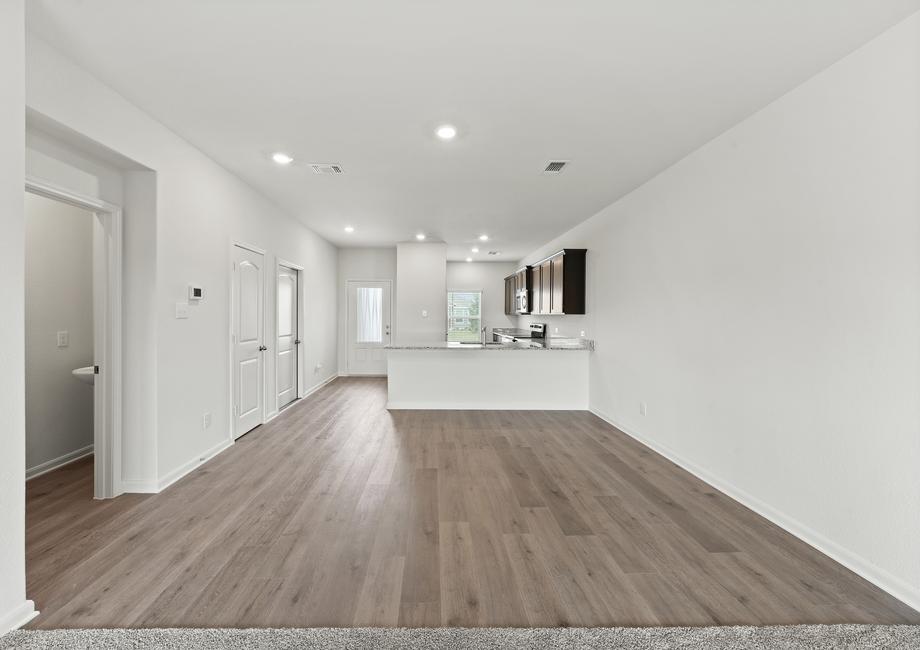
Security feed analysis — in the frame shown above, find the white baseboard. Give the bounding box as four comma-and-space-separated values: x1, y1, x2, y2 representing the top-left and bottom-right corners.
387, 401, 589, 410
156, 438, 234, 493
266, 375, 339, 422
26, 445, 94, 481
119, 478, 159, 494
300, 374, 339, 397
589, 406, 920, 614
0, 600, 37, 635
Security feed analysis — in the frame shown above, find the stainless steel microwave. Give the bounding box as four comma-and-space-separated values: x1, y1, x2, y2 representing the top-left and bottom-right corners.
514, 289, 529, 314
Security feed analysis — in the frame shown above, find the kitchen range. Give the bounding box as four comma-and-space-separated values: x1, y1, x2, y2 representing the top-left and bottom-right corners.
492, 322, 545, 344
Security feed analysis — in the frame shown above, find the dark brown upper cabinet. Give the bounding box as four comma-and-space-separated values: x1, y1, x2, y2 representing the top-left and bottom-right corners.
504, 250, 585, 316
531, 249, 586, 315
529, 265, 543, 315
503, 267, 533, 314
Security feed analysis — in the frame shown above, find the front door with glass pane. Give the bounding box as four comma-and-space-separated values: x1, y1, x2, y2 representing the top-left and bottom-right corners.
347, 280, 391, 375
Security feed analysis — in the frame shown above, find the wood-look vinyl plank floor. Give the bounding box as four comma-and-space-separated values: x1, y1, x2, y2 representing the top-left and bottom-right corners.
25, 377, 920, 628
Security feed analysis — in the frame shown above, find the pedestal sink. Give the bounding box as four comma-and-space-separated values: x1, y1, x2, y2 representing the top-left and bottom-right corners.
72, 366, 95, 385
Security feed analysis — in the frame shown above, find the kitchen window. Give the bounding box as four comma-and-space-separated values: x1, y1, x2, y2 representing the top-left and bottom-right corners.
446, 290, 482, 343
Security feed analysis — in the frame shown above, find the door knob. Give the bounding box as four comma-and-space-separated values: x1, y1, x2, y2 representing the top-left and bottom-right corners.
259, 345, 267, 351
294, 339, 301, 345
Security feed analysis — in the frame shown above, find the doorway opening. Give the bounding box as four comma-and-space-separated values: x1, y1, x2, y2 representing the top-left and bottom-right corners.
24, 179, 123, 500
346, 279, 392, 375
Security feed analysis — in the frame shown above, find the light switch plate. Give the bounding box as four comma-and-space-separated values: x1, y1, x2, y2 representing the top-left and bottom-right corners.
56, 331, 69, 348
175, 302, 190, 319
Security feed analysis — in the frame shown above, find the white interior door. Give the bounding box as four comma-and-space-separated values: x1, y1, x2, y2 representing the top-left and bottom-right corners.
347, 280, 391, 375
276, 265, 299, 410
232, 245, 264, 438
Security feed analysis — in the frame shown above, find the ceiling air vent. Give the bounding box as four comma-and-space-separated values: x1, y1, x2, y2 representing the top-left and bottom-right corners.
310, 163, 345, 175
543, 160, 569, 174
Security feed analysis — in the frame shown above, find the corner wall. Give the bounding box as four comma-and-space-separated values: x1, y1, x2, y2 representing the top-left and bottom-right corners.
395, 242, 447, 344
0, 0, 36, 634
517, 13, 920, 608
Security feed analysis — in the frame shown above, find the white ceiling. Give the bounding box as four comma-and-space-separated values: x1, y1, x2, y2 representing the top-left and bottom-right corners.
26, 1, 920, 261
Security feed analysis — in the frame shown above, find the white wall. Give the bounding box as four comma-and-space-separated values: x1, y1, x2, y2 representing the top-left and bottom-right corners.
24, 193, 94, 474
517, 14, 920, 609
337, 247, 397, 373
0, 0, 34, 635
446, 261, 516, 336
122, 170, 159, 484
25, 33, 339, 487
394, 242, 447, 344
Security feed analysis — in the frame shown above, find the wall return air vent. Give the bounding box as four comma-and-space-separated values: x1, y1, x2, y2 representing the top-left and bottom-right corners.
310, 163, 345, 175
543, 160, 569, 174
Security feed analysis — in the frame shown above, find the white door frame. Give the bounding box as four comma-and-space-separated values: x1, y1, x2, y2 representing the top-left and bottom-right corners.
345, 278, 393, 376
228, 241, 266, 441
275, 259, 303, 411
25, 176, 123, 500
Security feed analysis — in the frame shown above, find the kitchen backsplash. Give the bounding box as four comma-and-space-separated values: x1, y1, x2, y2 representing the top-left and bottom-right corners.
515, 313, 589, 340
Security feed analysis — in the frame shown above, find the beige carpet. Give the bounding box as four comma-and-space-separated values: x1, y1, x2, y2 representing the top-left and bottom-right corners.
2, 625, 919, 649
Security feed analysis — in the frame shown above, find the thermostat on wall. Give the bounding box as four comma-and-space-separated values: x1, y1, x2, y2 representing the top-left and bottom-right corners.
188, 285, 204, 301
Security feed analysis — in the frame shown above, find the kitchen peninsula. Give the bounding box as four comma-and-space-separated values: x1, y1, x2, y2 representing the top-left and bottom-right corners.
385, 338, 592, 410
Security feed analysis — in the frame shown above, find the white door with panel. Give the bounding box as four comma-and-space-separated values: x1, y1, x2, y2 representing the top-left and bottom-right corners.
276, 265, 299, 410
232, 246, 265, 438
347, 280, 391, 375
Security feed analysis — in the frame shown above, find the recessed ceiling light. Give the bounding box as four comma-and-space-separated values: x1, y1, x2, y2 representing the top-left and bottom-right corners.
344, 226, 354, 233
465, 257, 473, 262
436, 125, 457, 140
471, 247, 479, 253
272, 152, 294, 165
416, 233, 426, 241
478, 234, 489, 241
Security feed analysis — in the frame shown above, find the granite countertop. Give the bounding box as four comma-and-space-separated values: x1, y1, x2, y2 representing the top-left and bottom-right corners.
387, 338, 594, 351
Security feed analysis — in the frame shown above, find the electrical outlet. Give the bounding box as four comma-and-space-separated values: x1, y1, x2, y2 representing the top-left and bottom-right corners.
580, 330, 585, 337
315, 363, 323, 373
175, 302, 190, 319
56, 331, 69, 348
639, 402, 648, 416
421, 309, 429, 318
202, 411, 212, 429
554, 327, 559, 334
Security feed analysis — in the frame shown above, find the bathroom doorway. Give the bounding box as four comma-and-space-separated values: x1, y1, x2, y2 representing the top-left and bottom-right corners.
24, 180, 123, 499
